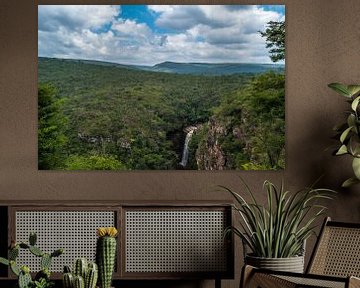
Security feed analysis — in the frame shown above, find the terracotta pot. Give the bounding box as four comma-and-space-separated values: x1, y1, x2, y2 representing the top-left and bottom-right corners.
245, 254, 304, 273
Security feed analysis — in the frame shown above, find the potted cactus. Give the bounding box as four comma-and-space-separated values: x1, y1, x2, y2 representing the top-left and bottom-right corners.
96, 227, 118, 288
0, 232, 63, 288
62, 258, 98, 288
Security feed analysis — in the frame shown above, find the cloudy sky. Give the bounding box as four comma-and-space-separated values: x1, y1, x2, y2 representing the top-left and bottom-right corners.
38, 5, 285, 66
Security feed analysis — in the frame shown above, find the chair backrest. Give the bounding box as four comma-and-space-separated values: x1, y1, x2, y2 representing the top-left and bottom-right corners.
307, 217, 360, 277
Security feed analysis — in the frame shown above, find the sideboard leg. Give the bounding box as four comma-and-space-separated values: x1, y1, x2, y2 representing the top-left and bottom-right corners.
215, 278, 221, 288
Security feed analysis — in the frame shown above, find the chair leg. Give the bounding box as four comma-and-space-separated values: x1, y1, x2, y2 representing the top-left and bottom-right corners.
240, 265, 255, 288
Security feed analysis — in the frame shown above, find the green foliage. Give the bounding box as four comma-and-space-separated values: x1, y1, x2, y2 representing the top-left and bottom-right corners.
32, 278, 54, 288
39, 58, 251, 170
241, 162, 268, 170
38, 83, 68, 169
328, 82, 360, 187
38, 58, 284, 170
65, 154, 127, 170
0, 233, 63, 288
209, 72, 285, 170
260, 21, 285, 63
222, 179, 335, 258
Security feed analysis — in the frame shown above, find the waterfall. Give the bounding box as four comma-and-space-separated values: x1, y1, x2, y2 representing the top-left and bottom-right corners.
179, 126, 197, 167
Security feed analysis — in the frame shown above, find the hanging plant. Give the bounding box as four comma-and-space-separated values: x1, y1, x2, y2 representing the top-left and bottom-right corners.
328, 83, 360, 187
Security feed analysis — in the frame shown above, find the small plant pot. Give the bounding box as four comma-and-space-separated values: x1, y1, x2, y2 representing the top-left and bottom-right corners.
245, 254, 304, 273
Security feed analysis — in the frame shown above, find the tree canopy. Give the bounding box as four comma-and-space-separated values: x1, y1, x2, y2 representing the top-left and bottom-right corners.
260, 21, 285, 63
38, 83, 67, 169
38, 58, 284, 170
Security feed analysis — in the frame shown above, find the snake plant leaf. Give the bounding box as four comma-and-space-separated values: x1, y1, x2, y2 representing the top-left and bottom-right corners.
347, 85, 360, 97
351, 96, 360, 111
340, 127, 353, 143
223, 179, 335, 258
328, 83, 352, 97
342, 177, 360, 188
336, 144, 348, 155
352, 157, 360, 179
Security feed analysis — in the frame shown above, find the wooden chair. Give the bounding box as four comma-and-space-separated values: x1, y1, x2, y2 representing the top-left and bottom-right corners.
241, 217, 360, 288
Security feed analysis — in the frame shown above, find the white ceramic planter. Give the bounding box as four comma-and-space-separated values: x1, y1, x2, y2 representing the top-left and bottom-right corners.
245, 254, 305, 273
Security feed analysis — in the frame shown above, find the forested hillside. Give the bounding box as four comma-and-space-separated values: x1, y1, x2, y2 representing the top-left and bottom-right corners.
38, 57, 284, 170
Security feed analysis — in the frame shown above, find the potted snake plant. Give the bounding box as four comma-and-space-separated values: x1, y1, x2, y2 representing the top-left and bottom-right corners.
328, 83, 360, 187
222, 179, 334, 273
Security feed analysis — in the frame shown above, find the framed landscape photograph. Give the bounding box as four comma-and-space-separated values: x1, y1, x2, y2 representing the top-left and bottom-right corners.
38, 4, 285, 170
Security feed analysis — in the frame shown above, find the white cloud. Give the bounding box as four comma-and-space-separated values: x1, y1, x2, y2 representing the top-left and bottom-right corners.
38, 5, 285, 65
38, 5, 120, 32
112, 19, 152, 42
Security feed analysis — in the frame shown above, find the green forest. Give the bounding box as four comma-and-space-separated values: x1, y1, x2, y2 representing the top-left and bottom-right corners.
38, 57, 285, 170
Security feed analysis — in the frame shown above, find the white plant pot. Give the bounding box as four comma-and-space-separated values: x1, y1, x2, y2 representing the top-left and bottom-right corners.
245, 254, 305, 273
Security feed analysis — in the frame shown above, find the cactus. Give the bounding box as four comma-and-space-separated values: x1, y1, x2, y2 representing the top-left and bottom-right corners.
63, 259, 98, 288
63, 272, 74, 288
9, 246, 19, 260
29, 245, 44, 257
0, 257, 9, 266
96, 227, 118, 288
29, 232, 37, 246
74, 258, 88, 279
10, 260, 20, 276
51, 248, 64, 258
41, 253, 52, 270
0, 232, 63, 288
18, 269, 32, 288
74, 275, 85, 288
19, 243, 30, 249
85, 263, 98, 288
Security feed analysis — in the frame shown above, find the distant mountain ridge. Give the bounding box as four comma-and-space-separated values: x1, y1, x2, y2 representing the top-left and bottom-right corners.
39, 57, 284, 75
149, 61, 284, 75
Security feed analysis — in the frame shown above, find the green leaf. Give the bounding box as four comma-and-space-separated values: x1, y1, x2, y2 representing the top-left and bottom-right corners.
328, 83, 351, 97
340, 126, 352, 143
342, 177, 360, 188
352, 96, 360, 111
352, 157, 360, 179
347, 114, 356, 129
336, 145, 348, 155
349, 135, 360, 156
348, 85, 360, 97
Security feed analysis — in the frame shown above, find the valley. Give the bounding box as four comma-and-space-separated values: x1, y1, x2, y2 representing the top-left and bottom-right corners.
38, 57, 285, 170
